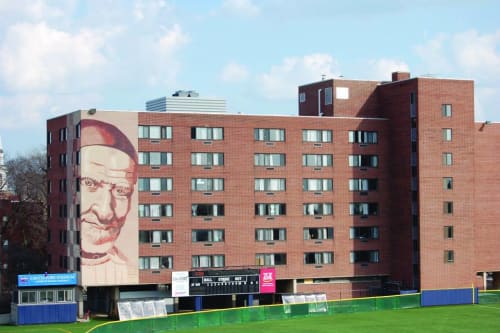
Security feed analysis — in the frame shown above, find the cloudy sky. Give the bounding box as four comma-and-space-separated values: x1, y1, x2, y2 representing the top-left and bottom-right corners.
0, 0, 499, 156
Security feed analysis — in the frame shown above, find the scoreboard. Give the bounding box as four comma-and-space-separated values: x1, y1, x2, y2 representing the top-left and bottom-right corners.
189, 269, 261, 296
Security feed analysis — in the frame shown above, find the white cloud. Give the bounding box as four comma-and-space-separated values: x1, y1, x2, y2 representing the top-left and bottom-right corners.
257, 54, 339, 100
158, 23, 190, 55
0, 92, 102, 130
0, 22, 110, 92
220, 62, 249, 82
0, 0, 67, 22
414, 30, 500, 121
452, 30, 500, 79
133, 0, 170, 22
222, 0, 260, 17
368, 58, 410, 81
147, 24, 190, 86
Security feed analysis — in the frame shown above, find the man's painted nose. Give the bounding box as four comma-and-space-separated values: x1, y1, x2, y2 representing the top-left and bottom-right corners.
93, 187, 115, 222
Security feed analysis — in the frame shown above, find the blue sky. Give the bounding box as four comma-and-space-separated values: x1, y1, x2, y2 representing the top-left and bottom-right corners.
0, 0, 499, 156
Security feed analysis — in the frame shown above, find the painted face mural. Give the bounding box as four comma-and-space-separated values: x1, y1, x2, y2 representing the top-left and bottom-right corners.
79, 117, 138, 285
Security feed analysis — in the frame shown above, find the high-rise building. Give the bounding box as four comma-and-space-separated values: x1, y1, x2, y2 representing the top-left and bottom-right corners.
46, 72, 500, 316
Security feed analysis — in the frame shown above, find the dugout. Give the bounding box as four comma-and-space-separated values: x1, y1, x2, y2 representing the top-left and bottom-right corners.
11, 273, 78, 325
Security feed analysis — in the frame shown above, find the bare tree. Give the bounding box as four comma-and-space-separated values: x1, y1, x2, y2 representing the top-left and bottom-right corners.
1, 149, 48, 290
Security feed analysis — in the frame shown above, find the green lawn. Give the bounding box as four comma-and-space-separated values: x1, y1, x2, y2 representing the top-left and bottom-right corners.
1, 304, 499, 333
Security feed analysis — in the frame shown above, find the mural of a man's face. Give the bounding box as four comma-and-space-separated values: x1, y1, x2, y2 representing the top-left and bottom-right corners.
80, 145, 136, 254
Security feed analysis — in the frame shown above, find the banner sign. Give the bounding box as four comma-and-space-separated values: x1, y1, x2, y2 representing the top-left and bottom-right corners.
259, 268, 276, 293
172, 271, 190, 297
18, 273, 78, 287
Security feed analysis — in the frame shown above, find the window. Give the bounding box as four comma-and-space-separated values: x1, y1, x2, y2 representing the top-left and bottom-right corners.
76, 178, 80, 192
255, 203, 286, 216
192, 255, 224, 268
255, 228, 286, 241
47, 155, 52, 169
444, 250, 454, 263
139, 204, 173, 217
138, 152, 172, 165
350, 250, 379, 263
303, 203, 333, 216
302, 130, 332, 143
75, 122, 81, 138
299, 92, 306, 103
139, 230, 173, 243
303, 227, 333, 240
304, 252, 333, 265
191, 152, 224, 166
255, 178, 286, 191
442, 128, 452, 141
59, 153, 67, 167
47, 131, 52, 144
349, 155, 378, 168
140, 256, 173, 269
191, 127, 223, 140
59, 179, 67, 193
59, 204, 68, 218
442, 153, 453, 166
191, 178, 224, 191
348, 131, 378, 144
303, 179, 333, 191
138, 178, 172, 191
254, 153, 286, 167
325, 87, 333, 105
256, 253, 287, 266
20, 290, 36, 304
59, 230, 67, 244
57, 289, 74, 302
59, 127, 67, 142
444, 226, 454, 239
349, 179, 378, 192
442, 104, 452, 117
39, 290, 54, 303
443, 177, 453, 190
138, 125, 172, 139
349, 203, 378, 216
303, 154, 333, 167
443, 201, 453, 214
254, 128, 285, 142
350, 227, 379, 240
75, 150, 80, 165
192, 229, 225, 242
192, 204, 224, 217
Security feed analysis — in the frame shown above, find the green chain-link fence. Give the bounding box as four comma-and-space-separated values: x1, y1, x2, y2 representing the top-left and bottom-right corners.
88, 293, 421, 333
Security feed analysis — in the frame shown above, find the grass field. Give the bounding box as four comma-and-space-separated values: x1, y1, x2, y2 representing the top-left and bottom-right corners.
0, 304, 499, 333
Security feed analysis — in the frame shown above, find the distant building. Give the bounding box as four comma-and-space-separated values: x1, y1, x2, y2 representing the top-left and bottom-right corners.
0, 136, 7, 194
46, 72, 500, 317
146, 90, 227, 113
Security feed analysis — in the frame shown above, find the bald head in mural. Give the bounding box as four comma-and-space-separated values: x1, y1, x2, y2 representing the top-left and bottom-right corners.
80, 119, 138, 284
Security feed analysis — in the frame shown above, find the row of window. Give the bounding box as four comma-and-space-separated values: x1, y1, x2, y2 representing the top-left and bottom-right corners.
53, 202, 382, 218
49, 126, 379, 145
49, 151, 382, 169
56, 248, 456, 271
139, 203, 375, 217
138, 227, 379, 244
138, 250, 381, 270
19, 288, 74, 305
147, 126, 377, 144
51, 177, 379, 194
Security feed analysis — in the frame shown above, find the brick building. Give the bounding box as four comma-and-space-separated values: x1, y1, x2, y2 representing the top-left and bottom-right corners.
46, 72, 500, 314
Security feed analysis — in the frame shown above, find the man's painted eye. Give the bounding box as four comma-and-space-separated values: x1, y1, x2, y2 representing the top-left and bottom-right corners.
112, 185, 133, 197
81, 177, 98, 191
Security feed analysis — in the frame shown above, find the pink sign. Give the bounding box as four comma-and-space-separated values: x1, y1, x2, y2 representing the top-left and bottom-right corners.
259, 268, 276, 293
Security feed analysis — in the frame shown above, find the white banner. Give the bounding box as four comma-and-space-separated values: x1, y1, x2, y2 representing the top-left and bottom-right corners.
172, 271, 190, 297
